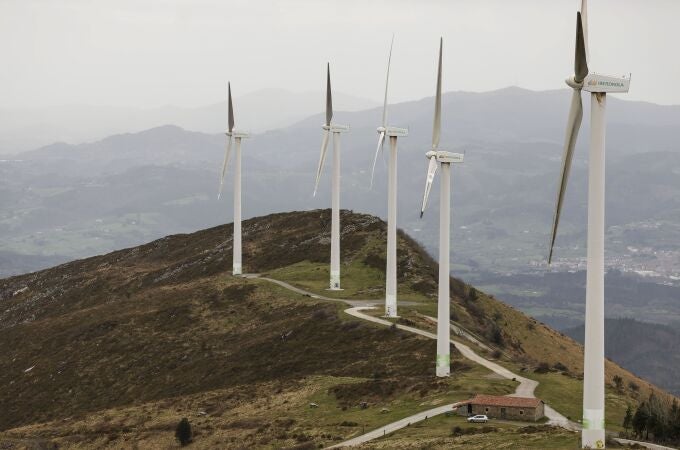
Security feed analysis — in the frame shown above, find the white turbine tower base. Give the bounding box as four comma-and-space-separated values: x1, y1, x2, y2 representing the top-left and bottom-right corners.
383, 128, 408, 314
426, 151, 463, 377
328, 124, 349, 290
436, 162, 451, 377
232, 137, 243, 275
230, 132, 249, 275
582, 92, 606, 447
385, 136, 398, 316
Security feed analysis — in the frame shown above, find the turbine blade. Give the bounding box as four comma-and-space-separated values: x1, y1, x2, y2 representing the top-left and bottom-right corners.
581, 0, 589, 64
228, 82, 234, 133
313, 130, 330, 197
218, 135, 233, 199
432, 37, 443, 150
382, 34, 394, 128
420, 156, 438, 217
574, 12, 589, 83
370, 131, 385, 189
326, 63, 333, 126
549, 89, 584, 263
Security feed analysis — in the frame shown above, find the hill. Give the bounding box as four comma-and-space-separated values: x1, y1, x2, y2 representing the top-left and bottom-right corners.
565, 318, 680, 397
0, 210, 675, 448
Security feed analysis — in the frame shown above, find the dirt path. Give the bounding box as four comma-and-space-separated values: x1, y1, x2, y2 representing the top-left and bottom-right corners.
244, 274, 391, 307
345, 307, 540, 399
326, 402, 465, 449
613, 438, 678, 450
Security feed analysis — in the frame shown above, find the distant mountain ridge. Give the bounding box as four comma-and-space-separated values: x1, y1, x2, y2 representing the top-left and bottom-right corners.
4, 87, 680, 276
1, 87, 680, 338
0, 88, 378, 153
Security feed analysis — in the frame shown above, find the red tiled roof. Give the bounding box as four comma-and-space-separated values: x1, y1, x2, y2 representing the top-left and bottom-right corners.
467, 394, 543, 408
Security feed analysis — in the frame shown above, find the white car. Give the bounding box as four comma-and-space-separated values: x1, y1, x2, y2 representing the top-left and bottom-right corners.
466, 414, 489, 423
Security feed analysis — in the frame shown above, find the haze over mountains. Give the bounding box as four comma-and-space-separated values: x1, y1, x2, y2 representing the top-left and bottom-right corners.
0, 89, 378, 154
2, 86, 680, 329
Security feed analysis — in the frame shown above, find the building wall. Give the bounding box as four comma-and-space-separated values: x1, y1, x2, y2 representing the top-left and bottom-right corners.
470, 403, 544, 421
536, 402, 544, 420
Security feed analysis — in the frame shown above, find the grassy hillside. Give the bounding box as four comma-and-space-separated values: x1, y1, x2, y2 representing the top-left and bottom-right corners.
260, 212, 672, 428
0, 210, 674, 448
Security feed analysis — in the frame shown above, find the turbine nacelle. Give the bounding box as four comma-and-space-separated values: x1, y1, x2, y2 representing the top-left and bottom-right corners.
322, 123, 350, 133
426, 150, 464, 164
582, 73, 631, 93
377, 126, 408, 137
565, 74, 630, 93
420, 151, 463, 218
226, 130, 251, 139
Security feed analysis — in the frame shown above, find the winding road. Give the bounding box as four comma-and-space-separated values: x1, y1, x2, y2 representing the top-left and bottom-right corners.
245, 274, 667, 449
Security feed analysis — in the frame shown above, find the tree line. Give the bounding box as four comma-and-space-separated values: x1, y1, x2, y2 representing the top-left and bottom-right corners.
622, 393, 680, 445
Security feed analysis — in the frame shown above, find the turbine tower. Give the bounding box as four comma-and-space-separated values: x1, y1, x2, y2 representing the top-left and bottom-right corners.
314, 64, 349, 290
419, 38, 464, 378
218, 82, 250, 276
370, 36, 408, 318
548, 2, 630, 448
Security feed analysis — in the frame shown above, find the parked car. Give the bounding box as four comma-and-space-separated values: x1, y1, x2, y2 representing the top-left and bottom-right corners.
467, 414, 489, 423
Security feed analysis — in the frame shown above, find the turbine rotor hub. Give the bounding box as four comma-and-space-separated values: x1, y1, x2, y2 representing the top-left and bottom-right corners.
426, 150, 464, 164
324, 124, 349, 133
565, 76, 583, 89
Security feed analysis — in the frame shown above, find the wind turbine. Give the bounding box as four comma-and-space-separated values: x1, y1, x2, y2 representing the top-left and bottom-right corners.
419, 38, 464, 378
218, 82, 250, 276
548, 1, 630, 448
314, 63, 349, 290
370, 36, 408, 318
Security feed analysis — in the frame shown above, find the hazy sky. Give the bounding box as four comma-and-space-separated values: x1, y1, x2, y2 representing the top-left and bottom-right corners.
2, 0, 679, 109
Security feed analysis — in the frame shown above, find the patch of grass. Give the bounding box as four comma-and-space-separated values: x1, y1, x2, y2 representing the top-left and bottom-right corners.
264, 240, 432, 303
518, 367, 631, 431
266, 260, 387, 300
